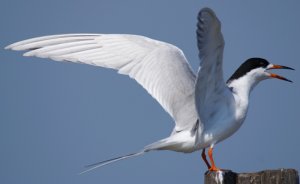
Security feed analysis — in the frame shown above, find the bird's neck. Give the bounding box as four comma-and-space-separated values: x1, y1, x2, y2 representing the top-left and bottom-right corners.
226, 75, 260, 124
227, 74, 260, 100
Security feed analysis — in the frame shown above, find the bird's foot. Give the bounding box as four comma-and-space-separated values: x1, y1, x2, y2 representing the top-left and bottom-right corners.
209, 165, 221, 172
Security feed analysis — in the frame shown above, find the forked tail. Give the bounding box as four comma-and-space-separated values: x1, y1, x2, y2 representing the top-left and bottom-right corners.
79, 150, 147, 174
79, 137, 174, 174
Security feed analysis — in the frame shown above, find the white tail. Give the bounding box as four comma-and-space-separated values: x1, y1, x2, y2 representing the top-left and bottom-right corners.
79, 150, 146, 174
78, 137, 178, 174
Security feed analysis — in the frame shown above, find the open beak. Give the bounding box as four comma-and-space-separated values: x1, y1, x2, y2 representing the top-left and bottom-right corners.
267, 64, 294, 83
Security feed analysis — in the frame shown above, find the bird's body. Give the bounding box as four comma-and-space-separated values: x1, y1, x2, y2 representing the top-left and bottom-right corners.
5, 8, 293, 173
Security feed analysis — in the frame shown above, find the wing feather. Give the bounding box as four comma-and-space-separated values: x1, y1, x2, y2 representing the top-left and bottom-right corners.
195, 8, 229, 125
6, 34, 198, 131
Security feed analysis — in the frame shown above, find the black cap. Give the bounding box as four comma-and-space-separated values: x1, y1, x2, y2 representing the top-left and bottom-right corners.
227, 58, 269, 83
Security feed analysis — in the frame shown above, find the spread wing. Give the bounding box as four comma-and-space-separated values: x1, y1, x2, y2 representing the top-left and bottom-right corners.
6, 34, 198, 131
195, 8, 230, 125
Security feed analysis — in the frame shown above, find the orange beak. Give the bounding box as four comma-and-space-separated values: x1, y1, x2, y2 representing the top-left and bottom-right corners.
267, 64, 294, 83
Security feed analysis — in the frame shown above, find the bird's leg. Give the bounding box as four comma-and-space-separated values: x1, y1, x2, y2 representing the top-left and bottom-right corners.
201, 149, 211, 169
208, 146, 220, 171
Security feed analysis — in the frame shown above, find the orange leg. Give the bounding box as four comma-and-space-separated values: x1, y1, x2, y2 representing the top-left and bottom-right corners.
201, 149, 211, 169
208, 146, 220, 171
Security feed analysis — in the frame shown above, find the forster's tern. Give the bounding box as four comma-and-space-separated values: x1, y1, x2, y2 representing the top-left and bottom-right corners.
5, 7, 294, 173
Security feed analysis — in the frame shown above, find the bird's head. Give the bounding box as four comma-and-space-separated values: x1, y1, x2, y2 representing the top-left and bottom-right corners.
227, 58, 294, 92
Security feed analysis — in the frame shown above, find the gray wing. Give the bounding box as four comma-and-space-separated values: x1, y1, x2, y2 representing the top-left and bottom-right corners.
6, 34, 198, 131
195, 8, 229, 125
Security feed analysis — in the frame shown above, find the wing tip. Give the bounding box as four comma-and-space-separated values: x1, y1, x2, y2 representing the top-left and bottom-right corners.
4, 33, 102, 51
198, 7, 218, 22
5, 43, 26, 51
199, 7, 215, 16
4, 44, 13, 50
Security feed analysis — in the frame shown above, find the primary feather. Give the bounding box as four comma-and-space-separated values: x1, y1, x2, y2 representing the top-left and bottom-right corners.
6, 34, 199, 132
195, 8, 229, 128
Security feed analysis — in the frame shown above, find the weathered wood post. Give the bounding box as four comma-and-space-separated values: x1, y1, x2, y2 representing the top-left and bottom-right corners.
205, 169, 299, 184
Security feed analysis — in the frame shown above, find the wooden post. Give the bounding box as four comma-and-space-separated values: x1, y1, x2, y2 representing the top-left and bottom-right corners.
204, 169, 299, 184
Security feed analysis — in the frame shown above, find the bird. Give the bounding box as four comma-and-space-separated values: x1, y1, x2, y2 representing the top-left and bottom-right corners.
5, 7, 294, 174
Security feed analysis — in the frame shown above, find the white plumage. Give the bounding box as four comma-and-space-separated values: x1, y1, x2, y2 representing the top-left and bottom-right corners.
6, 7, 293, 174
6, 33, 198, 133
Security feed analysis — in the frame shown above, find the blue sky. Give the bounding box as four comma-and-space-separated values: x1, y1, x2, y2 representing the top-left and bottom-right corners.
1, 0, 299, 183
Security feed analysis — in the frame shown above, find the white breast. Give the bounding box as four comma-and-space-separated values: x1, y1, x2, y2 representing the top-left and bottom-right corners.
197, 88, 248, 148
